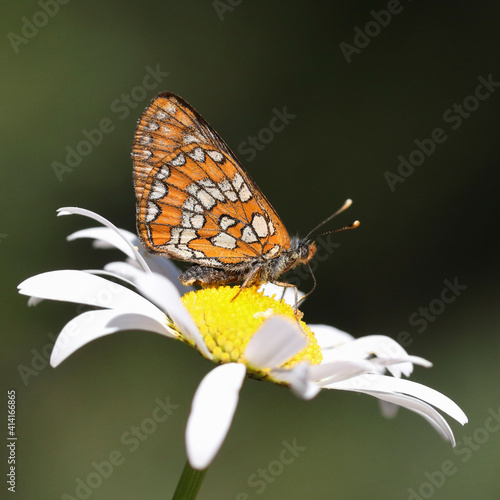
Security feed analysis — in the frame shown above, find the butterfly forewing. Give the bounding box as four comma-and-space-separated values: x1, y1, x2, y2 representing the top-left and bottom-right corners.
132, 92, 290, 269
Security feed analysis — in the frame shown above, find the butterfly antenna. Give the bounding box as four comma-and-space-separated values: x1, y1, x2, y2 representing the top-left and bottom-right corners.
314, 220, 360, 239
304, 199, 359, 240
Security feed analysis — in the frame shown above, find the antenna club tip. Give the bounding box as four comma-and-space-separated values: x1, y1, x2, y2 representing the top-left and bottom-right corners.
352, 220, 360, 228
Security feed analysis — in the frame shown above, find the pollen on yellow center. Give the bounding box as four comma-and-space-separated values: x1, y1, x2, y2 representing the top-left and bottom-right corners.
181, 286, 323, 376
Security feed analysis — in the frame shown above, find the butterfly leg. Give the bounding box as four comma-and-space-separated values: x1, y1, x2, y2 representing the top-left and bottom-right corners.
271, 281, 302, 317
229, 266, 263, 301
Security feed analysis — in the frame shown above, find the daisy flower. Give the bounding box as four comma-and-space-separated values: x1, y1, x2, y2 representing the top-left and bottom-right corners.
18, 207, 467, 472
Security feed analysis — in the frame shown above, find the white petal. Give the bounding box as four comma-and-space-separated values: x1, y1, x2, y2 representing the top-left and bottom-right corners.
51, 310, 175, 367
320, 335, 418, 377
365, 391, 457, 445
104, 261, 148, 283
259, 283, 304, 307
86, 268, 138, 290
309, 324, 355, 350
375, 355, 432, 378
309, 359, 384, 384
57, 207, 150, 273
379, 400, 399, 418
134, 272, 211, 359
104, 260, 191, 298
68, 227, 138, 259
18, 270, 165, 322
245, 316, 307, 369
325, 374, 468, 425
27, 296, 43, 306
271, 363, 320, 400
139, 253, 194, 295
186, 363, 246, 469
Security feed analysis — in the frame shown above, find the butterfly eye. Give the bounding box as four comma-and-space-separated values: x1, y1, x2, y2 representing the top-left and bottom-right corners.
298, 241, 316, 263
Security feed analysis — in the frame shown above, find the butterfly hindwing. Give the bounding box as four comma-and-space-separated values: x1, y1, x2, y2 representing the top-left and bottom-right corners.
132, 92, 291, 268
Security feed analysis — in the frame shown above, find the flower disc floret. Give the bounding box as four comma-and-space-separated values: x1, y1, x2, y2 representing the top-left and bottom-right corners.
181, 286, 323, 373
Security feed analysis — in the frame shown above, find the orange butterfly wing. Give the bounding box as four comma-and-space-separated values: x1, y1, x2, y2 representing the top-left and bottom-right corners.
132, 92, 290, 268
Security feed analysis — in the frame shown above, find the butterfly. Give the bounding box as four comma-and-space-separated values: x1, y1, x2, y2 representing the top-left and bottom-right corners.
132, 92, 358, 292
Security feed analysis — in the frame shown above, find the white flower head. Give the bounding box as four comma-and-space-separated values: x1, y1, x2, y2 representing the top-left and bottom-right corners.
18, 207, 468, 470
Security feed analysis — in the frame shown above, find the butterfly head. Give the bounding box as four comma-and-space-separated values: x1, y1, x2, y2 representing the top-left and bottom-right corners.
296, 239, 317, 264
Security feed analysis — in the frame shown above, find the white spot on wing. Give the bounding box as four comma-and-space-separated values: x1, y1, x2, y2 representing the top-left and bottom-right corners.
268, 220, 276, 236
265, 245, 280, 258
199, 179, 225, 201
198, 178, 215, 188
184, 197, 204, 213
207, 150, 224, 163
241, 225, 258, 244
225, 190, 238, 202
190, 214, 205, 229
180, 229, 197, 243
232, 173, 244, 190
149, 180, 167, 200
170, 228, 197, 245
231, 173, 252, 202
157, 165, 170, 180
182, 212, 192, 228
220, 215, 237, 230
145, 202, 159, 222
197, 257, 220, 266
169, 228, 181, 245
188, 147, 206, 162
184, 134, 198, 144
169, 153, 186, 167
219, 179, 238, 202
166, 245, 193, 260
139, 150, 152, 160
198, 190, 216, 210
146, 121, 159, 131
211, 232, 237, 250
238, 183, 252, 202
252, 213, 268, 238
155, 110, 167, 120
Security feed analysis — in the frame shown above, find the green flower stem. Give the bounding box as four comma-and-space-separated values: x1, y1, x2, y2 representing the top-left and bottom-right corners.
171, 461, 208, 500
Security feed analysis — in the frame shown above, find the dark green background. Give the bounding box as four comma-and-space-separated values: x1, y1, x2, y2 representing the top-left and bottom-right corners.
2, 1, 500, 499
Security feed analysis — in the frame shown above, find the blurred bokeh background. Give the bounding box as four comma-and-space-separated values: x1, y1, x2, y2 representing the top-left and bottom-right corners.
2, 1, 500, 499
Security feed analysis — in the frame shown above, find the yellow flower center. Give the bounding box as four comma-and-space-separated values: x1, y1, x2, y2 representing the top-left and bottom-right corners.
181, 286, 322, 381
